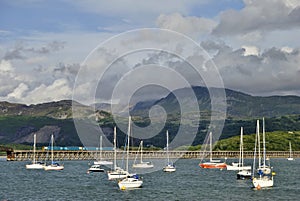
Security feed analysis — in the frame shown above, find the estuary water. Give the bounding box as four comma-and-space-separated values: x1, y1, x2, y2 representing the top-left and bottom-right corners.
0, 158, 299, 201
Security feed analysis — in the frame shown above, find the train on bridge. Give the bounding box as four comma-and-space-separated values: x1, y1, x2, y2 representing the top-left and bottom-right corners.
42, 146, 114, 151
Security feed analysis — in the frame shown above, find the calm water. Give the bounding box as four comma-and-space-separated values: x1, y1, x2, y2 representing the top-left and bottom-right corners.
0, 158, 299, 201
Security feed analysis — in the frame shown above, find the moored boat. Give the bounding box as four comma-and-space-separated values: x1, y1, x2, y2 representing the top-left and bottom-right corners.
163, 130, 176, 172
117, 116, 143, 189
26, 134, 45, 170
43, 134, 64, 171
251, 119, 274, 189
199, 132, 226, 169
88, 164, 105, 172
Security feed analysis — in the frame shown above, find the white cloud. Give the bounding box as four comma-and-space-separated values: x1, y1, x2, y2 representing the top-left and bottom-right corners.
213, 0, 300, 36
281, 46, 293, 53
0, 59, 14, 73
156, 13, 217, 39
211, 43, 300, 96
7, 83, 29, 100
242, 45, 259, 56
25, 78, 72, 104
2, 0, 300, 105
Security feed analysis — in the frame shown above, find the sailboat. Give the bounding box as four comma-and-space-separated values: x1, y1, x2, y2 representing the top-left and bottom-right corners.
287, 141, 294, 161
118, 116, 143, 190
236, 127, 252, 179
133, 140, 154, 168
256, 118, 271, 175
199, 132, 227, 169
43, 134, 64, 171
107, 127, 129, 180
87, 164, 104, 172
163, 130, 176, 172
252, 119, 273, 189
26, 134, 45, 169
227, 127, 251, 172
94, 135, 113, 166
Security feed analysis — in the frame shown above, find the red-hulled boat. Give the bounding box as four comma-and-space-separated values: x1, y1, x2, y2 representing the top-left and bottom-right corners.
199, 132, 227, 169
199, 160, 227, 169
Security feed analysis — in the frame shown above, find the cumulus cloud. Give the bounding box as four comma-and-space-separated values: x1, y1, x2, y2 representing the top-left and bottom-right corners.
212, 0, 300, 36
242, 45, 259, 56
2, 41, 65, 61
156, 13, 217, 38
0, 59, 14, 73
208, 40, 300, 96
7, 83, 29, 100
24, 78, 73, 104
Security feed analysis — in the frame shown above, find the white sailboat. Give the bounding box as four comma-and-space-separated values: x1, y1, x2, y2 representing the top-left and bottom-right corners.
256, 118, 271, 175
94, 135, 113, 166
163, 130, 176, 172
133, 140, 154, 169
26, 134, 45, 169
44, 134, 64, 171
227, 127, 251, 172
199, 132, 227, 169
87, 164, 104, 172
118, 116, 143, 190
252, 119, 273, 189
287, 141, 294, 161
236, 127, 252, 179
107, 127, 129, 180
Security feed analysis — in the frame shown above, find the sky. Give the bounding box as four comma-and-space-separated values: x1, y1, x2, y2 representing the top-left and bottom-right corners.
1, 0, 300, 105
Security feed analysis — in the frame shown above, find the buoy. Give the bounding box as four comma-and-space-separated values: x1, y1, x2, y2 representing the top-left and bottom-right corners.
121, 186, 126, 190
257, 184, 261, 190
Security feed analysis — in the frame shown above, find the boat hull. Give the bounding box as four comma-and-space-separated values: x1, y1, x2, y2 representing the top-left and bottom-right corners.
118, 178, 143, 190
237, 170, 252, 180
199, 162, 227, 169
133, 163, 154, 169
88, 165, 104, 172
44, 165, 64, 171
163, 167, 176, 172
107, 169, 129, 180
163, 164, 176, 172
94, 161, 113, 165
227, 165, 251, 171
26, 163, 45, 170
252, 176, 274, 188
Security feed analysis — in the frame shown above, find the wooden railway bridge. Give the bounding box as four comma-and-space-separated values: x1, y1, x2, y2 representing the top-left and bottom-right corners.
6, 150, 300, 161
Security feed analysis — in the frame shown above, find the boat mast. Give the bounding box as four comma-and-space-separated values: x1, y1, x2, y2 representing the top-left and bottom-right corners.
113, 126, 117, 171
126, 116, 131, 172
289, 141, 292, 158
140, 141, 143, 163
166, 130, 169, 164
239, 127, 243, 168
262, 117, 266, 167
209, 132, 213, 162
100, 135, 103, 161
252, 122, 258, 177
51, 134, 54, 164
33, 134, 36, 164
257, 120, 261, 168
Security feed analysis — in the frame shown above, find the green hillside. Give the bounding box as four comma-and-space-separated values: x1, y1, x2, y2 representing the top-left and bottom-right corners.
214, 130, 300, 151
1, 86, 300, 148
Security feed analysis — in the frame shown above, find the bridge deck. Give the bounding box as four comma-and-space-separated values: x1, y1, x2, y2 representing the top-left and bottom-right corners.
7, 150, 300, 161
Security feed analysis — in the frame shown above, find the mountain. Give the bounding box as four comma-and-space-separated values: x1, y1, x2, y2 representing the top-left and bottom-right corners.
1, 86, 300, 147
131, 86, 300, 118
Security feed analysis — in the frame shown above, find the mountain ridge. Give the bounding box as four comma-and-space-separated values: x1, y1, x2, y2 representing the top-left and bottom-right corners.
1, 86, 300, 147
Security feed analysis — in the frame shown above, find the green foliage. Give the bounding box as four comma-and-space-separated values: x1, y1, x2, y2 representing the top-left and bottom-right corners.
214, 131, 300, 151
